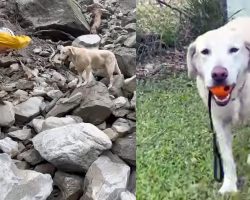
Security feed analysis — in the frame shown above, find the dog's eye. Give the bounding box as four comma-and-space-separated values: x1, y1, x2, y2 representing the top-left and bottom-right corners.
201, 48, 210, 55
229, 47, 239, 53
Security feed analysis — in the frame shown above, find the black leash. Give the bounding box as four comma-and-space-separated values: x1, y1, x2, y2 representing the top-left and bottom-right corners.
208, 91, 224, 182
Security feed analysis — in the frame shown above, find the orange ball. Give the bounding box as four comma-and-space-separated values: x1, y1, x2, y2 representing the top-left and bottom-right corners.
209, 86, 232, 98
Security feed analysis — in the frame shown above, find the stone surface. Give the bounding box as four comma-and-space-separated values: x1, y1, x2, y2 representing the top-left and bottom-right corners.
0, 101, 15, 127
34, 163, 56, 177
46, 92, 82, 117
82, 152, 130, 200
15, 97, 44, 124
17, 148, 44, 165
72, 82, 113, 125
41, 116, 79, 132
112, 133, 136, 166
72, 34, 101, 49
112, 97, 130, 117
124, 32, 136, 48
54, 171, 84, 200
112, 118, 135, 135
0, 137, 18, 157
103, 128, 120, 141
16, 0, 90, 36
8, 129, 32, 141
115, 47, 136, 78
33, 123, 112, 172
0, 153, 53, 200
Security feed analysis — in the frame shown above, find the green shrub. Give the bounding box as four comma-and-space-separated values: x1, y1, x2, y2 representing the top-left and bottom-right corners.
137, 3, 180, 47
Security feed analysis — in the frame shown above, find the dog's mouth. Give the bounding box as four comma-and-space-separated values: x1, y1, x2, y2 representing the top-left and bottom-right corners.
209, 84, 235, 106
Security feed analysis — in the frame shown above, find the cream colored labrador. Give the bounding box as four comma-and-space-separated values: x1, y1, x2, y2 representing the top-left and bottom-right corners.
187, 17, 250, 194
59, 46, 122, 88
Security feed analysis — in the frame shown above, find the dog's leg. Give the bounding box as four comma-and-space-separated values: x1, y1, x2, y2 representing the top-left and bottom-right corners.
108, 74, 114, 89
76, 71, 83, 88
213, 118, 237, 194
81, 66, 91, 86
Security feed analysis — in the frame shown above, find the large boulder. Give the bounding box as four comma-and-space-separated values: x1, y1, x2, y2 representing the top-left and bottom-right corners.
33, 123, 112, 172
0, 101, 15, 127
82, 152, 130, 200
14, 97, 44, 124
112, 133, 136, 166
72, 82, 113, 125
15, 0, 90, 36
54, 171, 84, 200
0, 153, 53, 200
114, 47, 136, 78
46, 92, 82, 117
0, 137, 18, 157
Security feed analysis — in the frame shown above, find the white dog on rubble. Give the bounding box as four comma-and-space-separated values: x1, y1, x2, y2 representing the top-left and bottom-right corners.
187, 17, 250, 194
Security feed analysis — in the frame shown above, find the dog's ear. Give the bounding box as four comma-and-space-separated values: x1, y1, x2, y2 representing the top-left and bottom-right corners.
186, 42, 197, 79
68, 47, 76, 56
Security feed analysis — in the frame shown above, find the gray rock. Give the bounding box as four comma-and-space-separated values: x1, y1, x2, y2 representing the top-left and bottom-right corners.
34, 163, 56, 176
124, 32, 136, 48
51, 71, 67, 86
124, 23, 136, 32
112, 118, 135, 135
105, 189, 136, 200
72, 82, 112, 125
127, 112, 136, 121
112, 97, 130, 117
17, 148, 44, 165
128, 169, 136, 194
115, 47, 136, 78
16, 0, 90, 35
101, 75, 124, 97
72, 34, 101, 49
15, 97, 44, 124
31, 118, 44, 133
0, 153, 53, 200
39, 50, 50, 57
41, 116, 79, 132
112, 133, 136, 166
13, 89, 29, 102
103, 128, 120, 141
46, 92, 82, 117
8, 129, 32, 141
0, 137, 18, 157
97, 121, 107, 130
0, 101, 15, 127
54, 171, 84, 200
82, 152, 130, 200
14, 160, 30, 170
33, 47, 42, 54
16, 79, 34, 90
47, 90, 64, 100
33, 123, 112, 172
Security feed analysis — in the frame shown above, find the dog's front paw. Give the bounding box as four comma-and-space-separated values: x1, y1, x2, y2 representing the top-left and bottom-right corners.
219, 181, 238, 194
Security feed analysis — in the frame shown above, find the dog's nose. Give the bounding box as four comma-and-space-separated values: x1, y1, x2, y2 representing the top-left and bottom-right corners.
211, 66, 228, 82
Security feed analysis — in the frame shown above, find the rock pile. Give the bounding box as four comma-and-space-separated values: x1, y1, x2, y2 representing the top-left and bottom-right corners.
0, 0, 136, 199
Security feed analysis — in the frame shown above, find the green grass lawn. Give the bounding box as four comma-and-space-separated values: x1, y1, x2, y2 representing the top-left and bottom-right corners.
137, 73, 250, 200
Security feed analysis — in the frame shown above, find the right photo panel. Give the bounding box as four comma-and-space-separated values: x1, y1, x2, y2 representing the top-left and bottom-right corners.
137, 0, 250, 199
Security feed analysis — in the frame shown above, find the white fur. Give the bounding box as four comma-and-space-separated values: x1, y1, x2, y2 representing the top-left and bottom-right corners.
187, 17, 250, 194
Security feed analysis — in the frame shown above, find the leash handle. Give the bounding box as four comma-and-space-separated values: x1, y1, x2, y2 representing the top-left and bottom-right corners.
208, 91, 224, 182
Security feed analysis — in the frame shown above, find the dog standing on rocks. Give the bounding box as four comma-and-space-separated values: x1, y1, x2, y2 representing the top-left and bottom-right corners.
58, 46, 122, 89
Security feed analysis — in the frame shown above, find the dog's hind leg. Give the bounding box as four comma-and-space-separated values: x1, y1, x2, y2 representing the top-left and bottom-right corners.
213, 118, 238, 194
81, 66, 92, 86
76, 71, 83, 87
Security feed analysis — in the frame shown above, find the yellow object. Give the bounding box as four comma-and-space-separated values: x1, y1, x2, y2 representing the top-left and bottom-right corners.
0, 32, 31, 49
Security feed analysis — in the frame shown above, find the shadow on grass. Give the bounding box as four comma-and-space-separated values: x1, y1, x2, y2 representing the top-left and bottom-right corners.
137, 73, 250, 200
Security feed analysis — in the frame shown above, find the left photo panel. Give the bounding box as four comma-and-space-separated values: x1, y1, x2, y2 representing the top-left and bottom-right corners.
0, 0, 136, 199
